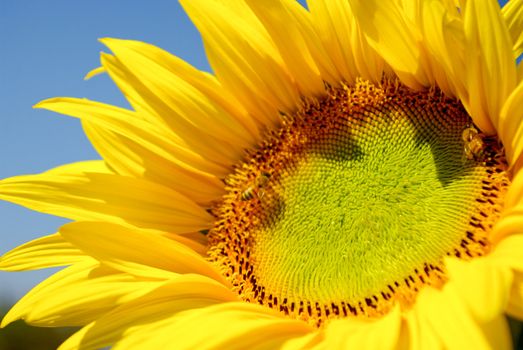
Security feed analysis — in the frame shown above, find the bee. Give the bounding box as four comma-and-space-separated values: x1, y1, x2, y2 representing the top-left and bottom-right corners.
462, 125, 486, 161
240, 172, 271, 201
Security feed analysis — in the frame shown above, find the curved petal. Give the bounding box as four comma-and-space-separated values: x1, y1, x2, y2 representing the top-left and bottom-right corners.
59, 222, 225, 282
112, 302, 312, 350
83, 66, 105, 80
35, 97, 229, 177
0, 163, 213, 233
59, 275, 238, 350
1, 260, 160, 327
463, 0, 516, 134
81, 121, 225, 205
100, 39, 255, 155
99, 51, 260, 141
180, 0, 301, 126
0, 233, 85, 271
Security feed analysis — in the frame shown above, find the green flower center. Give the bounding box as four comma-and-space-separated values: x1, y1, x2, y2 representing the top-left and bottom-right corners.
208, 79, 509, 326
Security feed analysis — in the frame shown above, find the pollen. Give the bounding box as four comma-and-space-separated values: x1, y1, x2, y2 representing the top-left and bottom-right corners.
207, 79, 510, 327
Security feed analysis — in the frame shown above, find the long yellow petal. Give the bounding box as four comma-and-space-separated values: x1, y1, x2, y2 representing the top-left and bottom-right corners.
502, 0, 523, 59
0, 233, 85, 271
59, 222, 224, 282
35, 97, 229, 177
59, 275, 237, 350
99, 45, 260, 140
463, 0, 516, 134
81, 121, 225, 205
0, 164, 212, 233
180, 0, 301, 126
1, 260, 158, 327
113, 302, 312, 350
100, 38, 256, 152
349, 0, 429, 89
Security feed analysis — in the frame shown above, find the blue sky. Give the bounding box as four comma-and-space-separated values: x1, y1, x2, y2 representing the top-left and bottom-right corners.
0, 0, 512, 307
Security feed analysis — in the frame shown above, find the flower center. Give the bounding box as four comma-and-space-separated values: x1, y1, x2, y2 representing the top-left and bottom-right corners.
208, 79, 509, 326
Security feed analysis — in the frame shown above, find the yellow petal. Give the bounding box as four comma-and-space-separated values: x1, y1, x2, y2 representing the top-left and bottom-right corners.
349, 0, 429, 89
83, 66, 105, 80
446, 258, 512, 322
180, 0, 301, 126
463, 0, 516, 134
59, 222, 224, 282
489, 234, 523, 272
81, 121, 225, 205
21, 269, 162, 327
0, 163, 212, 233
35, 97, 229, 177
280, 332, 323, 350
113, 302, 312, 350
321, 305, 401, 350
0, 233, 84, 271
59, 275, 238, 350
498, 79, 523, 169
99, 47, 260, 140
100, 38, 256, 153
1, 260, 153, 327
502, 0, 523, 59
402, 311, 444, 350
246, 0, 330, 94
412, 258, 512, 349
47, 160, 110, 174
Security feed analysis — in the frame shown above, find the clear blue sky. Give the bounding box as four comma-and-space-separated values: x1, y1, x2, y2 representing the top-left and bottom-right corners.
0, 0, 511, 308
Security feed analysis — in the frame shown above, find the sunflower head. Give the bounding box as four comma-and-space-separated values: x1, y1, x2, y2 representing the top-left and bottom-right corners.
1, 0, 523, 349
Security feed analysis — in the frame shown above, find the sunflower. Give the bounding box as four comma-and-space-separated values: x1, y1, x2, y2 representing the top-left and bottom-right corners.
2, 0, 523, 348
